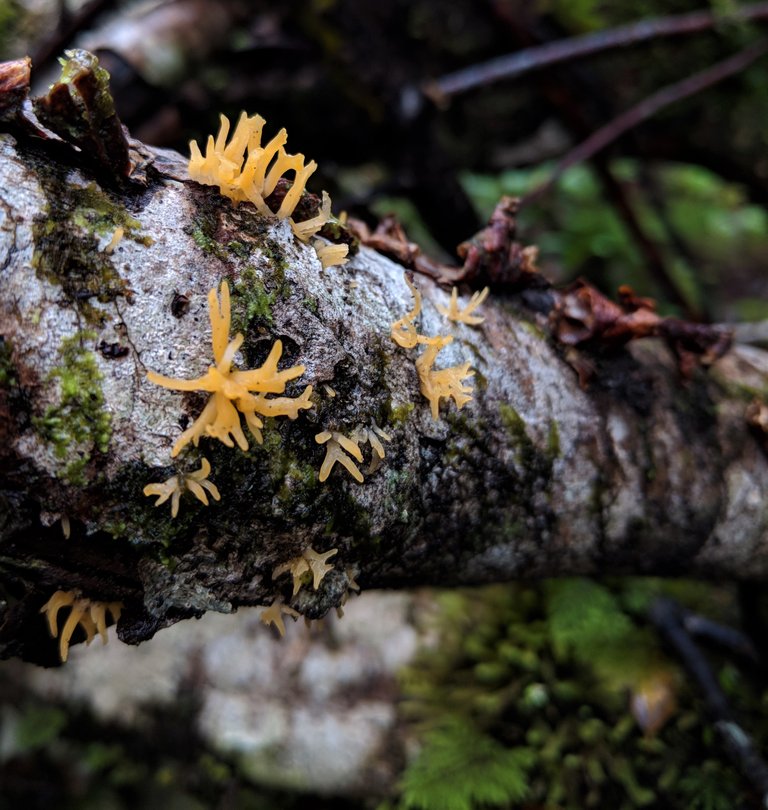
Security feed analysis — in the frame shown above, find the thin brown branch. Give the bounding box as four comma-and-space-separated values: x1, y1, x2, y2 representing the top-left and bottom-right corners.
425, 2, 768, 100
649, 597, 768, 801
523, 39, 768, 204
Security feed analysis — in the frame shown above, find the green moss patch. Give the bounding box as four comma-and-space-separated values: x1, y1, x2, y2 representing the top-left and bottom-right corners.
31, 177, 149, 325
32, 332, 111, 485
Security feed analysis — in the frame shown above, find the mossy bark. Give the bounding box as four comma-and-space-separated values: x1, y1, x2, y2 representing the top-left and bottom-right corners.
2, 131, 768, 665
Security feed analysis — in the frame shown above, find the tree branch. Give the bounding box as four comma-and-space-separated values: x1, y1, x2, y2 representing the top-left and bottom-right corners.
2, 126, 768, 665
424, 2, 768, 99
523, 38, 768, 203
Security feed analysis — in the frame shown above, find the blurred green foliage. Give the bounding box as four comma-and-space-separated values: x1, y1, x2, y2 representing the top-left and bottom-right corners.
461, 161, 768, 319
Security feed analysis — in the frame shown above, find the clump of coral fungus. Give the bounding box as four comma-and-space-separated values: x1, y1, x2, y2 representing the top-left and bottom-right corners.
314, 423, 392, 483
436, 286, 489, 325
273, 545, 339, 596
147, 280, 313, 457
143, 457, 220, 517
189, 112, 316, 220
40, 590, 122, 662
188, 112, 348, 267
391, 274, 475, 419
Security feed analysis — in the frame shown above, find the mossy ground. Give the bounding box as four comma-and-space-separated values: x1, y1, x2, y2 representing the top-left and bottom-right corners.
395, 579, 761, 810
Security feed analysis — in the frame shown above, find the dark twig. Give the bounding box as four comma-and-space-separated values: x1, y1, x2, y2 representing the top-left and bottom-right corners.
649, 597, 768, 799
592, 159, 698, 318
424, 3, 768, 100
682, 611, 759, 662
487, 10, 702, 317
524, 38, 768, 205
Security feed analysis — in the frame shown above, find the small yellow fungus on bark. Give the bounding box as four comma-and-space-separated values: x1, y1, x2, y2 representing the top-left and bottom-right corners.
303, 546, 339, 589
436, 286, 489, 325
272, 545, 338, 595
291, 190, 332, 242
315, 430, 364, 483
391, 274, 475, 419
147, 280, 313, 456
260, 598, 300, 637
313, 239, 349, 269
391, 275, 423, 349
351, 423, 392, 474
415, 335, 475, 420
40, 590, 122, 662
104, 226, 124, 254
143, 457, 221, 518
273, 556, 310, 597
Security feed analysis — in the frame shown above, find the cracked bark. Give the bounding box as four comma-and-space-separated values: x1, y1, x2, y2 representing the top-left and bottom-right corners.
2, 129, 768, 666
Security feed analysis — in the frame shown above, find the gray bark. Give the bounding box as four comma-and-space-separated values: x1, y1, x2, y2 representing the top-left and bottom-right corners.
2, 130, 768, 664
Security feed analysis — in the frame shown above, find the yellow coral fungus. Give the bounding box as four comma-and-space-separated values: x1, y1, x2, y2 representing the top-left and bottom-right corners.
104, 226, 124, 254
290, 190, 332, 242
391, 274, 476, 419
40, 590, 122, 662
273, 545, 338, 595
260, 598, 300, 637
273, 556, 310, 597
143, 457, 220, 518
415, 335, 475, 420
315, 430, 364, 483
312, 239, 349, 269
147, 280, 313, 457
391, 275, 423, 349
351, 423, 392, 474
304, 546, 339, 589
189, 112, 317, 220
436, 286, 489, 325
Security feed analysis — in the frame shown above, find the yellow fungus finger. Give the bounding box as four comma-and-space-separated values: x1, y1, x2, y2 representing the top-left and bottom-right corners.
147, 368, 221, 393
185, 478, 209, 506
171, 397, 218, 457
338, 454, 364, 483
59, 602, 87, 662
90, 604, 108, 644
277, 160, 317, 219
171, 489, 181, 519
189, 458, 212, 480
315, 431, 332, 444
209, 281, 231, 365
40, 590, 75, 638
214, 113, 231, 154
373, 425, 392, 442
335, 434, 363, 462
243, 411, 264, 444
218, 333, 244, 374
143, 479, 178, 506
78, 610, 97, 645
200, 480, 221, 501
104, 226, 124, 255
291, 191, 332, 242
368, 433, 386, 459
